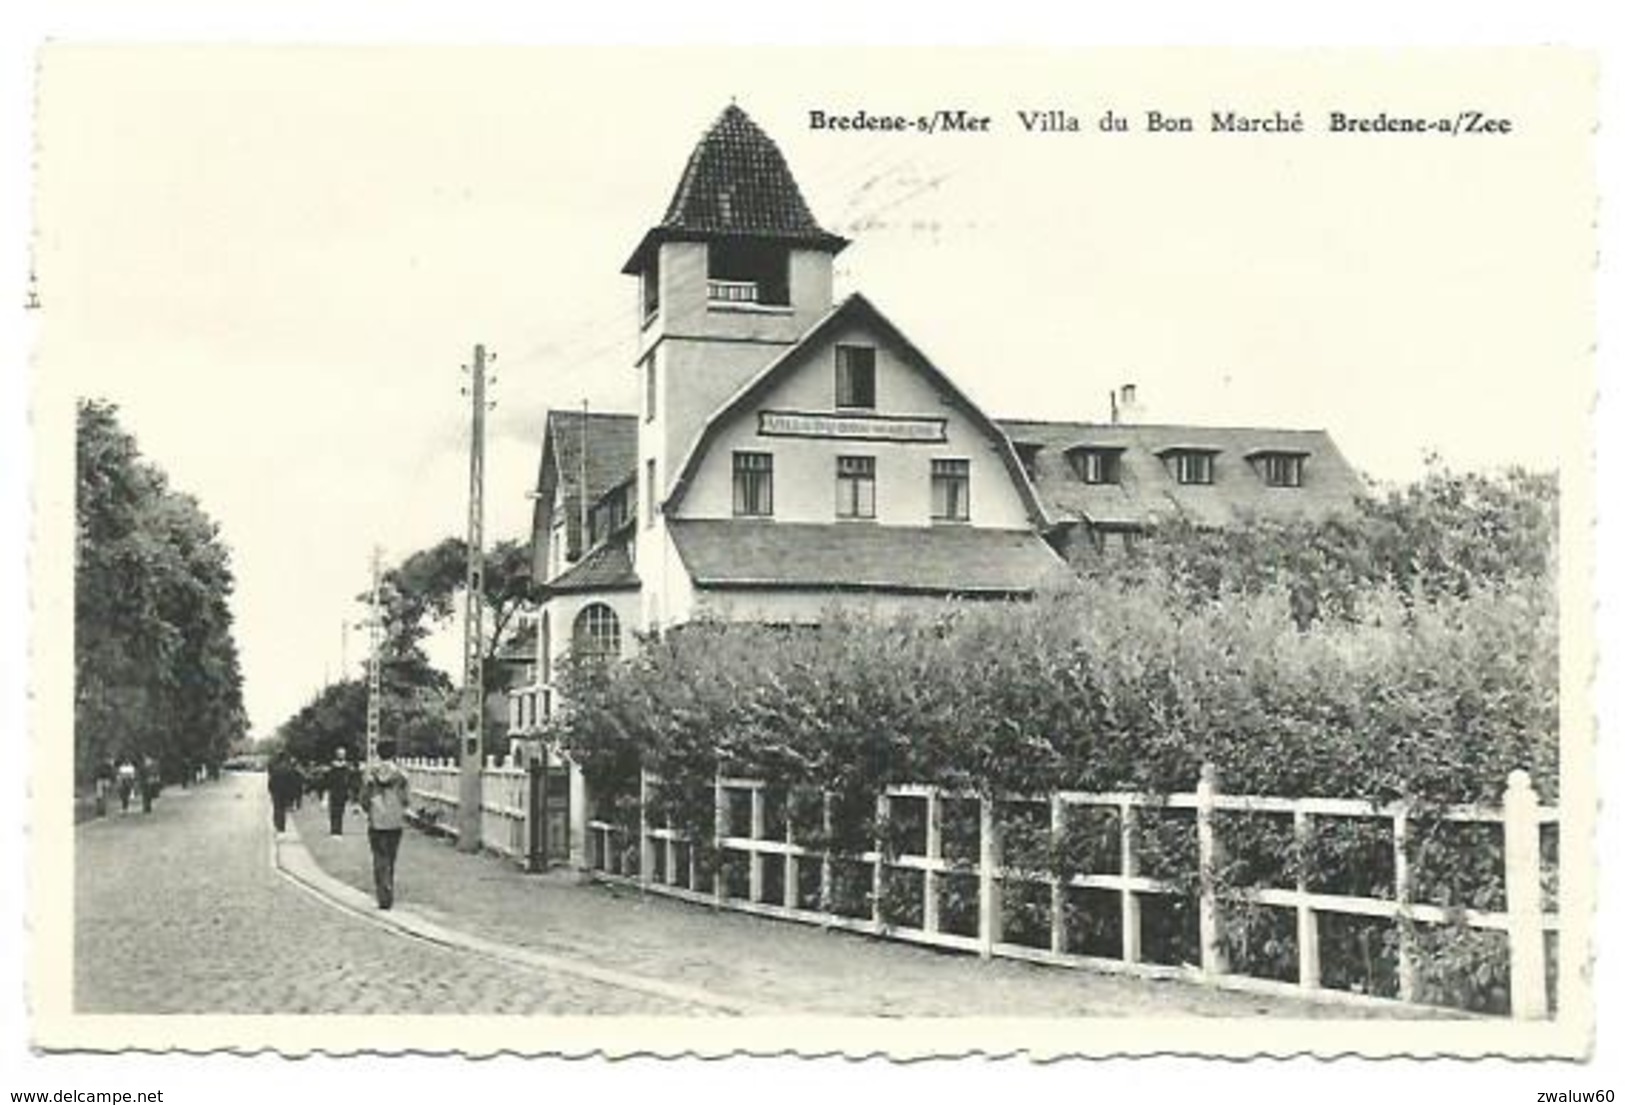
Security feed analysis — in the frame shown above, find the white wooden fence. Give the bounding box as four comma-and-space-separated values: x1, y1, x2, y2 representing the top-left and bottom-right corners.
588, 765, 1559, 1018
400, 757, 531, 865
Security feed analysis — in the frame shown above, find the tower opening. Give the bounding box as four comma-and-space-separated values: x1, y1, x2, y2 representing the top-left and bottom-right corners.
708, 237, 790, 306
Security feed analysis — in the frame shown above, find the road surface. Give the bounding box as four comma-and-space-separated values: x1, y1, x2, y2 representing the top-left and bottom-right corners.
73, 773, 697, 1013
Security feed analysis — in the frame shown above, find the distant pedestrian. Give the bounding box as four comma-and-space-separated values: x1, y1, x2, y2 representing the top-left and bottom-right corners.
139, 756, 160, 813
324, 747, 354, 836
357, 739, 411, 910
267, 755, 302, 833
92, 758, 115, 818
116, 759, 137, 813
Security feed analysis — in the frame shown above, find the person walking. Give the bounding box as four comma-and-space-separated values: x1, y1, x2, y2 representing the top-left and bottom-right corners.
116, 759, 137, 813
357, 739, 411, 910
324, 747, 354, 836
138, 755, 160, 813
267, 755, 302, 833
92, 758, 115, 818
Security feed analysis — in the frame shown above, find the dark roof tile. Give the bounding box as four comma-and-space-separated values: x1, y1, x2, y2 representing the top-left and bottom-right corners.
547, 534, 640, 594
667, 520, 1069, 595
997, 419, 1366, 528
545, 409, 639, 555
623, 104, 847, 272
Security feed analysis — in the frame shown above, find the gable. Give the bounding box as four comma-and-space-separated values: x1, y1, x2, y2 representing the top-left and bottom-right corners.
664, 294, 1047, 527
528, 409, 638, 581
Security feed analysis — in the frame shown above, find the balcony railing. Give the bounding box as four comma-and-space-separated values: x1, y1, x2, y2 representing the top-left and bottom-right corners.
706, 279, 759, 304
506, 683, 551, 736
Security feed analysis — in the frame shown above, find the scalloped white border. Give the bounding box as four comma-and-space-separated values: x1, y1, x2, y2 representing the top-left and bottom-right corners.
6, 17, 1618, 1098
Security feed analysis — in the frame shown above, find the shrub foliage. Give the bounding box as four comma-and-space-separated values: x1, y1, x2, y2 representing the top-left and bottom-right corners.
551, 467, 1558, 1011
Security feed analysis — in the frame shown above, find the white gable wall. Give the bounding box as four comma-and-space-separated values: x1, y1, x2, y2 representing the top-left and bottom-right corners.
678, 317, 1030, 529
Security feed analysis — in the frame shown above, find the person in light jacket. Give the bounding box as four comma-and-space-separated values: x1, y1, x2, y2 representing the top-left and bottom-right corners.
357, 739, 411, 910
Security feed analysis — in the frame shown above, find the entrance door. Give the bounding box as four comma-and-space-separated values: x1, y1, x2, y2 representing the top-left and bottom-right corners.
542, 764, 571, 864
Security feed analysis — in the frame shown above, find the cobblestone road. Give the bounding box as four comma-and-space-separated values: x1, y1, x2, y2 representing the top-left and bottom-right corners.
73, 775, 697, 1013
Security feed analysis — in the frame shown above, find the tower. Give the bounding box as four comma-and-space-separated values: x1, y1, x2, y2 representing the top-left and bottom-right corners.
623, 104, 848, 627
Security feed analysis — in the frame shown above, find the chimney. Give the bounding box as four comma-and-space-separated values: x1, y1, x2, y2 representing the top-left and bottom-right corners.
1116, 383, 1141, 424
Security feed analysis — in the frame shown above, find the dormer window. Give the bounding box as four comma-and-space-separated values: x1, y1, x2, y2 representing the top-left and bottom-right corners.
1250, 450, 1307, 488
708, 239, 789, 306
1159, 447, 1218, 486
835, 345, 876, 409
1067, 446, 1124, 485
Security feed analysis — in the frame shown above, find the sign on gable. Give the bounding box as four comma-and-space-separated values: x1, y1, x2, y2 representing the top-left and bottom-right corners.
758, 409, 948, 443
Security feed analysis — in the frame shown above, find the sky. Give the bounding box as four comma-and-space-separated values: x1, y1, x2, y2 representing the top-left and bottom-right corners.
29, 46, 1594, 738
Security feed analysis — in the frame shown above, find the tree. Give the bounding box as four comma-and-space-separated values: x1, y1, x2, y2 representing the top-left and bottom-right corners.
369, 537, 537, 753
75, 400, 248, 785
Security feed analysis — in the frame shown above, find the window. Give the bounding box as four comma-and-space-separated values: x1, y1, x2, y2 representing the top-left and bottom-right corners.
732, 452, 774, 517
1166, 450, 1216, 486
931, 458, 970, 521
1068, 448, 1122, 485
1256, 452, 1305, 488
572, 603, 621, 665
645, 459, 657, 528
643, 355, 657, 422
1090, 527, 1142, 555
708, 240, 790, 306
641, 256, 660, 322
590, 485, 630, 543
836, 455, 876, 519
835, 345, 877, 409
549, 518, 566, 578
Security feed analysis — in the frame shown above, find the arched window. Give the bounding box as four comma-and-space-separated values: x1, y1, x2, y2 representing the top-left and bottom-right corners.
572, 603, 621, 664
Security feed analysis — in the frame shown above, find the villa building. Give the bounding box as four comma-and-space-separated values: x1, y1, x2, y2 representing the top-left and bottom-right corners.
506, 105, 1364, 865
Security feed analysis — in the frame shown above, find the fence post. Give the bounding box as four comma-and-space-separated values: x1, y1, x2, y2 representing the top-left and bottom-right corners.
819, 792, 834, 918
923, 789, 942, 935
1393, 804, 1417, 1003
570, 761, 592, 874
872, 792, 889, 926
784, 792, 799, 909
638, 769, 653, 890
1120, 800, 1141, 965
1050, 795, 1068, 955
1293, 808, 1320, 990
750, 784, 766, 904
1196, 762, 1228, 977
713, 777, 726, 906
1504, 769, 1548, 1019
978, 795, 1002, 957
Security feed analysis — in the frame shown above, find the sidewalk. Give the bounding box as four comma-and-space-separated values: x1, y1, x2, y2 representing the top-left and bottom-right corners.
287, 801, 1446, 1018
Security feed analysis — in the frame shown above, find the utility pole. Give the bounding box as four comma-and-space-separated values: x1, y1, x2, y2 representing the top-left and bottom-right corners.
365, 545, 382, 762
457, 343, 490, 851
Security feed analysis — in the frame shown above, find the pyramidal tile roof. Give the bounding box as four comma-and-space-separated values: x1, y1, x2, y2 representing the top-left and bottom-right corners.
623, 104, 847, 272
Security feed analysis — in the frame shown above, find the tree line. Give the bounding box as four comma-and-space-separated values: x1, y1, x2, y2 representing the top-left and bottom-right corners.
272, 538, 534, 767
75, 400, 247, 786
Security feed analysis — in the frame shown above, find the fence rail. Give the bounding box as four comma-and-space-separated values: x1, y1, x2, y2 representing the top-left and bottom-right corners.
401, 757, 531, 865
587, 765, 1559, 1018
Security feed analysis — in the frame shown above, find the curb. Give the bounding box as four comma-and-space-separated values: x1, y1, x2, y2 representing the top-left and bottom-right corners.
270, 820, 772, 1016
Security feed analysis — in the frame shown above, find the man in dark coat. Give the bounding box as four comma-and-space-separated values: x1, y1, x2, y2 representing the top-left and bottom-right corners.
267, 755, 302, 832
138, 756, 160, 813
324, 747, 354, 835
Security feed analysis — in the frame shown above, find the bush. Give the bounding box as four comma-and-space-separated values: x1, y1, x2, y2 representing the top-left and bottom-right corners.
550, 468, 1557, 1011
